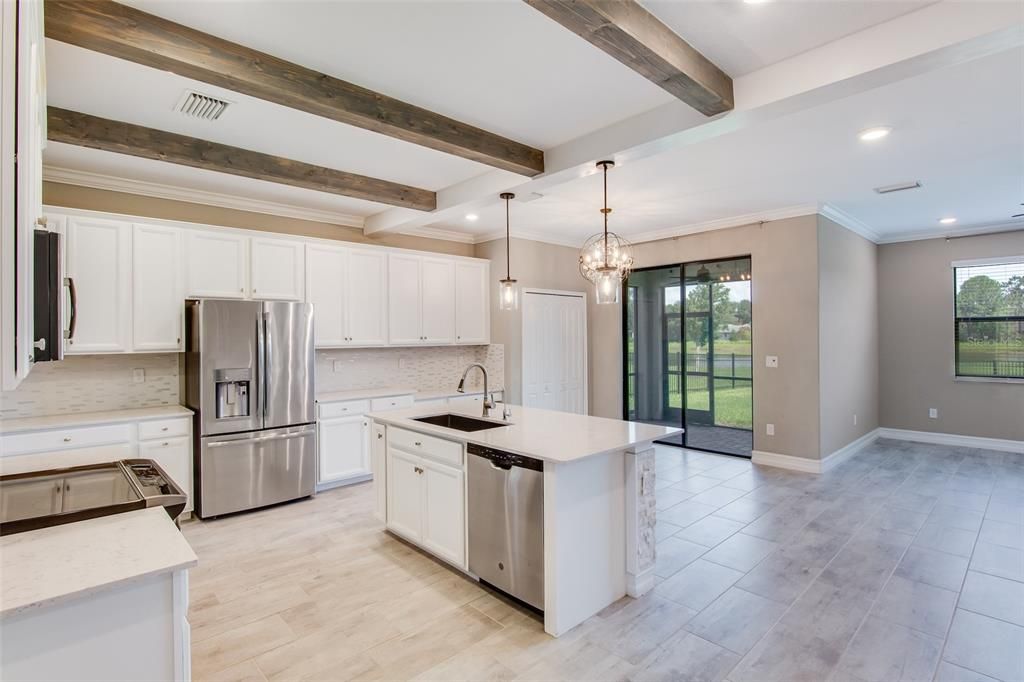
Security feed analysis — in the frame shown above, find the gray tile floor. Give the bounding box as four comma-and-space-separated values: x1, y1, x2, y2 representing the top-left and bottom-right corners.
650, 438, 1024, 682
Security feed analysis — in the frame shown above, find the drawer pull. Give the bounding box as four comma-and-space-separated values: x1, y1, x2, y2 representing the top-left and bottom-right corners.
162, 442, 169, 446
414, 466, 423, 474
63, 436, 71, 442
414, 441, 422, 447
377, 433, 383, 440
161, 427, 169, 431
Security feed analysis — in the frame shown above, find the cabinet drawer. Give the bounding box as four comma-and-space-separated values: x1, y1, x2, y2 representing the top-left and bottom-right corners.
388, 426, 463, 467
138, 418, 190, 441
1, 423, 133, 457
370, 395, 414, 412
318, 399, 370, 419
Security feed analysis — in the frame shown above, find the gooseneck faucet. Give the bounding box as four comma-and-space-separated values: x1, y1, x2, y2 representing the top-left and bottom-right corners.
457, 363, 494, 418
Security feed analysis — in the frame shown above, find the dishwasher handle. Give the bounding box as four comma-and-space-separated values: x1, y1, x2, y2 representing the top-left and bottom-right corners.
467, 443, 543, 472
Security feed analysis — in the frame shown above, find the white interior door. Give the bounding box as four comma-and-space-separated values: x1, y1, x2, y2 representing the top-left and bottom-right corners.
522, 291, 587, 414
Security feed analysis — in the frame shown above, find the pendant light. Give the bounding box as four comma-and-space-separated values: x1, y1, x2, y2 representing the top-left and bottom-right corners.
579, 160, 634, 304
498, 192, 518, 311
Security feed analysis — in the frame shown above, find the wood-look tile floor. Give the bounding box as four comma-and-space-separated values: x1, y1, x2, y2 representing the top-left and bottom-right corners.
183, 439, 1024, 682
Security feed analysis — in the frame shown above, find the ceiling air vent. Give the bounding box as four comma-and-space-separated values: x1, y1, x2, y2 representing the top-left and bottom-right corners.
175, 90, 231, 121
874, 181, 922, 195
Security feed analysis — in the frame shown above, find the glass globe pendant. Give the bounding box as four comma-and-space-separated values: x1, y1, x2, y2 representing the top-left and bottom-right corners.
498, 192, 519, 312
578, 160, 633, 304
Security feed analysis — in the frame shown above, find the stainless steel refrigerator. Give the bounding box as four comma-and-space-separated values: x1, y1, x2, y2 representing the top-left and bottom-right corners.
184, 299, 316, 518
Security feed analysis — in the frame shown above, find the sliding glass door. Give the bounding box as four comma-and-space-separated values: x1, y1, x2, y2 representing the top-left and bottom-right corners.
624, 257, 753, 457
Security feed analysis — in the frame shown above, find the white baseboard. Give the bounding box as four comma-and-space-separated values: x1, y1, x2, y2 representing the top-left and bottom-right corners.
626, 567, 656, 598
753, 428, 881, 474
751, 450, 824, 474
877, 428, 1024, 454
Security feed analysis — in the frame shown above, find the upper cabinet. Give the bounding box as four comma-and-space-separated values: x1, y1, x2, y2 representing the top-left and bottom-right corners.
63, 217, 132, 354
306, 244, 387, 347
185, 230, 248, 299
421, 258, 456, 345
388, 255, 470, 346
455, 261, 489, 345
250, 237, 304, 301
1, 0, 46, 389
388, 254, 424, 345
132, 224, 183, 352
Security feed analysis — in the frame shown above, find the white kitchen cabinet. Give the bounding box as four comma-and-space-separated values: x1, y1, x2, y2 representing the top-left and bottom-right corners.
318, 415, 370, 485
421, 258, 455, 344
387, 448, 423, 541
185, 230, 248, 298
371, 422, 387, 523
454, 260, 489, 344
387, 253, 423, 344
420, 458, 466, 566
132, 224, 183, 352
251, 237, 304, 301
346, 249, 388, 345
63, 217, 132, 354
306, 245, 387, 347
138, 436, 193, 514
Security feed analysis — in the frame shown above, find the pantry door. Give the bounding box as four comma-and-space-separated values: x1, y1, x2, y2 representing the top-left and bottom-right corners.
522, 290, 587, 415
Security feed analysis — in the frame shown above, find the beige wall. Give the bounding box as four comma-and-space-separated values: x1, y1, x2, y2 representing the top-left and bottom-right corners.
473, 237, 592, 406
42, 182, 475, 257
878, 231, 1024, 441
817, 216, 879, 455
588, 215, 824, 460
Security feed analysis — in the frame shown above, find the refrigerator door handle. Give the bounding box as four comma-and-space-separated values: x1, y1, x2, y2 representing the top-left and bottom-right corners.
256, 312, 266, 424
262, 311, 271, 422
206, 429, 315, 448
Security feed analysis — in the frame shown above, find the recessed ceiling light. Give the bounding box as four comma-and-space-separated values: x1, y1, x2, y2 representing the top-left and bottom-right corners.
939, 217, 957, 225
858, 127, 892, 142
465, 213, 479, 222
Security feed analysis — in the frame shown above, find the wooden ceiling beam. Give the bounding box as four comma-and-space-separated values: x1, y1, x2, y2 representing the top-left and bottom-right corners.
47, 107, 437, 211
524, 0, 733, 116
45, 0, 544, 176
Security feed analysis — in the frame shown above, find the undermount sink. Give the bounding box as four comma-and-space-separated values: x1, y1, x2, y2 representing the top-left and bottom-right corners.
412, 413, 507, 432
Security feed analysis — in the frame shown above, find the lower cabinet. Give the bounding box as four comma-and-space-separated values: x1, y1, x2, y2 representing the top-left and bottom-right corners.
386, 439, 466, 569
317, 415, 371, 486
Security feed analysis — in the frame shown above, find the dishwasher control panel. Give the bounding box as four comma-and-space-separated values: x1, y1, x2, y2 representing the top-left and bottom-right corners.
466, 443, 544, 471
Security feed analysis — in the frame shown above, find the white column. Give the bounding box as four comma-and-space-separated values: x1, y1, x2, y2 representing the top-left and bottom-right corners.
625, 444, 656, 597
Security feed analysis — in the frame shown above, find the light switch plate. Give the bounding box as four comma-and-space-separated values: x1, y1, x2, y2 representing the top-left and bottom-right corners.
132, 368, 145, 384
766, 423, 775, 436
765, 355, 779, 368
333, 360, 344, 373
928, 408, 938, 419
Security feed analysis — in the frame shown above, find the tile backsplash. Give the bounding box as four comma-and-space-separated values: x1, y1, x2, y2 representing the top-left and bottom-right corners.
0, 344, 504, 420
0, 354, 180, 419
316, 345, 504, 395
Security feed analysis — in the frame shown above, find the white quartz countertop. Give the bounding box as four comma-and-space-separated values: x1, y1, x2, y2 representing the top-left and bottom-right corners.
316, 387, 503, 403
0, 508, 198, 618
0, 405, 193, 435
368, 403, 679, 463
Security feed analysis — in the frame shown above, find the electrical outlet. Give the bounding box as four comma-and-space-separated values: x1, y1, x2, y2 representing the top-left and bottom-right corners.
132, 368, 145, 384
766, 423, 775, 436
765, 355, 779, 368
333, 360, 344, 373
928, 408, 938, 419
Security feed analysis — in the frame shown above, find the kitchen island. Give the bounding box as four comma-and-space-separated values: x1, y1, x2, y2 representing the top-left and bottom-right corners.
369, 402, 680, 637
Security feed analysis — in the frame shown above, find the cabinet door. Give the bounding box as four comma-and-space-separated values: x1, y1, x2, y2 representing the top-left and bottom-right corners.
139, 437, 193, 513
420, 459, 465, 568
318, 415, 370, 484
305, 244, 346, 347
346, 248, 388, 345
386, 448, 422, 541
64, 217, 131, 353
387, 254, 422, 344
132, 224, 183, 351
371, 422, 387, 523
420, 257, 455, 345
454, 261, 489, 344
185, 230, 248, 298
251, 237, 304, 301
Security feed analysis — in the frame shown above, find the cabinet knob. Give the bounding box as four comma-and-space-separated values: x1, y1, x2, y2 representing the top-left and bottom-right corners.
377, 433, 383, 440
162, 442, 169, 446
414, 441, 422, 447
240, 288, 244, 293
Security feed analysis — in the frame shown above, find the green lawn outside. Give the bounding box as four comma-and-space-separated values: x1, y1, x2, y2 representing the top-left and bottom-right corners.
667, 374, 752, 429
957, 340, 1024, 377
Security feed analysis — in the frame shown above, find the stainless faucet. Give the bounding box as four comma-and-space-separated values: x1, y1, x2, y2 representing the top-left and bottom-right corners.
457, 363, 494, 418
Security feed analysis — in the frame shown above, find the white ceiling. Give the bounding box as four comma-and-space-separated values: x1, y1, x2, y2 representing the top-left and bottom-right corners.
643, 0, 936, 76
42, 0, 1024, 246
426, 45, 1024, 244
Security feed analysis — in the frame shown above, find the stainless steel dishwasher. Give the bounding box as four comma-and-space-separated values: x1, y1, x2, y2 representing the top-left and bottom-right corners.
467, 443, 545, 611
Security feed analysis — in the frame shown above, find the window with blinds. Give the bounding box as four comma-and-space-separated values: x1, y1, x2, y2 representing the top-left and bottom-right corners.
953, 259, 1024, 379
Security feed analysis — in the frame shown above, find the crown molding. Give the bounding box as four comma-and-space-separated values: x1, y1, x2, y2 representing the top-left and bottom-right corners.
43, 165, 366, 229
399, 226, 477, 244
472, 229, 583, 250
876, 220, 1024, 244
818, 203, 882, 243
626, 204, 819, 245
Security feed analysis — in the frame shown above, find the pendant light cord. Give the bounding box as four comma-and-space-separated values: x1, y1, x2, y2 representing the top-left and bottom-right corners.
602, 161, 610, 267
505, 194, 511, 279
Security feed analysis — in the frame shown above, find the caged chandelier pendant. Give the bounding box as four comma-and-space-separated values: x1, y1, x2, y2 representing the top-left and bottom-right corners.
579, 160, 634, 304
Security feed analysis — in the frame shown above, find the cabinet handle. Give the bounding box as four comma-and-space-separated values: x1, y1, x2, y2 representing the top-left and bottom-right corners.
176, 337, 181, 344
35, 216, 48, 227
414, 441, 422, 447
162, 442, 169, 446
63, 436, 71, 442
161, 427, 169, 431
377, 433, 383, 440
